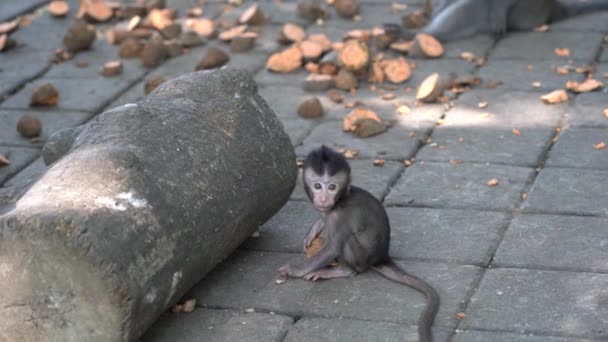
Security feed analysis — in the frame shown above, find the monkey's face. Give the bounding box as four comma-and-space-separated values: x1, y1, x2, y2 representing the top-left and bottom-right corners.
304, 168, 349, 212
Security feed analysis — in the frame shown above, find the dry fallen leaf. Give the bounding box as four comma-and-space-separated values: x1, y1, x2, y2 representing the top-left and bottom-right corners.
531, 81, 542, 88
540, 90, 568, 104
336, 148, 359, 159
565, 78, 604, 93
182, 299, 196, 313
456, 312, 466, 320
512, 128, 521, 136
521, 192, 528, 200
534, 24, 549, 32
403, 159, 412, 166
555, 66, 569, 75
275, 278, 286, 284
487, 178, 499, 187
478, 101, 488, 109
373, 159, 385, 166
460, 51, 475, 62
0, 154, 10, 166
594, 141, 606, 150
554, 48, 570, 57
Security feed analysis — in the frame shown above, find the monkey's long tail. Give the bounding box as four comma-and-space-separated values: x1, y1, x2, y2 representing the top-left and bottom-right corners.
372, 261, 439, 342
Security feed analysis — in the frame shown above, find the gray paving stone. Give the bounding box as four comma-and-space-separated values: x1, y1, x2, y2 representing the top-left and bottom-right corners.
45, 46, 147, 81
478, 59, 584, 91
490, 32, 603, 62
441, 89, 566, 128
258, 85, 343, 120
243, 201, 319, 253
386, 208, 510, 266
142, 309, 293, 342
384, 161, 535, 211
494, 214, 608, 273
284, 317, 453, 342
280, 119, 317, 146
452, 330, 596, 342
313, 4, 403, 31
600, 48, 608, 63
291, 159, 404, 200
296, 121, 425, 160
407, 58, 477, 87
0, 50, 50, 84
418, 123, 555, 167
1, 78, 134, 113
550, 12, 608, 32
3, 157, 45, 188
564, 92, 608, 128
190, 250, 482, 329
218, 2, 309, 27
0, 0, 48, 22
523, 168, 608, 216
10, 8, 81, 53
0, 109, 91, 147
0, 80, 22, 100
461, 268, 608, 339
545, 128, 608, 169
441, 35, 496, 59
0, 146, 40, 185
255, 68, 308, 87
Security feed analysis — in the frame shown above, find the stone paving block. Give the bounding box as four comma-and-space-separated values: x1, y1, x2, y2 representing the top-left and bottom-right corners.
452, 330, 597, 342
218, 1, 309, 26
0, 50, 50, 84
441, 89, 566, 128
284, 317, 453, 342
550, 12, 608, 32
10, 8, 79, 53
523, 168, 608, 216
0, 109, 91, 147
191, 250, 482, 329
0, 146, 40, 185
296, 121, 425, 160
0, 0, 48, 22
440, 35, 496, 59
417, 124, 555, 167
142, 309, 293, 342
601, 49, 608, 63
189, 251, 317, 316
461, 268, 608, 339
545, 128, 608, 169
407, 58, 477, 87
384, 161, 535, 211
255, 69, 309, 86
258, 85, 343, 120
0, 80, 21, 100
243, 201, 319, 253
494, 214, 608, 273
564, 92, 608, 128
45, 46, 147, 81
321, 3, 403, 30
3, 157, 45, 188
478, 59, 583, 91
386, 208, 510, 266
490, 32, 603, 62
290, 159, 404, 200
1, 78, 134, 113
280, 119, 317, 146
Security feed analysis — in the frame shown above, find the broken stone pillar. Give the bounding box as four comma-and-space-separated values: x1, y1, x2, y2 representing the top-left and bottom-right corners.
0, 67, 297, 341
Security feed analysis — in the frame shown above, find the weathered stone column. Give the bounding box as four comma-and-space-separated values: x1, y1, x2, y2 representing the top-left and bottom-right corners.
0, 67, 297, 342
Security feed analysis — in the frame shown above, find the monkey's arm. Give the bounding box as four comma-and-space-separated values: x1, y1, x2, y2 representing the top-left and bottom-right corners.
279, 240, 339, 278
304, 218, 325, 250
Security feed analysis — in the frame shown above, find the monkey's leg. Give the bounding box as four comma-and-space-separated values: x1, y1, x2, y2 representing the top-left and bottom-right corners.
422, 0, 484, 41
303, 264, 356, 281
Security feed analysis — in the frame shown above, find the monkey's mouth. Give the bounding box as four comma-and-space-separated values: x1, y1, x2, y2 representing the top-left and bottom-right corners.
316, 204, 332, 212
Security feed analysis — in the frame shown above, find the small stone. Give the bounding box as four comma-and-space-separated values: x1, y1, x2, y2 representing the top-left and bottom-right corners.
297, 97, 324, 118
30, 83, 59, 107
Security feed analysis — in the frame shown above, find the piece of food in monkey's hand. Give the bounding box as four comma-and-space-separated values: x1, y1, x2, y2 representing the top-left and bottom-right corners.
30, 83, 59, 107
306, 236, 339, 266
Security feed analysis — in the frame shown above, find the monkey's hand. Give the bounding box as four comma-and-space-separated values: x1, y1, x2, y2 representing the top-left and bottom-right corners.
278, 263, 307, 278
303, 232, 318, 250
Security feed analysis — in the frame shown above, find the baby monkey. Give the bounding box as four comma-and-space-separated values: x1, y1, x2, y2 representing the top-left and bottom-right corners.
279, 145, 439, 342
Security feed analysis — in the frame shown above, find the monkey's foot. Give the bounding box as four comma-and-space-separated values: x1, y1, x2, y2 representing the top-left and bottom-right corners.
303, 266, 355, 281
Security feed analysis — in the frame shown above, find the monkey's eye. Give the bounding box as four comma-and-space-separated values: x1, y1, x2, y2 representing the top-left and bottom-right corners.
328, 184, 337, 191
313, 183, 322, 190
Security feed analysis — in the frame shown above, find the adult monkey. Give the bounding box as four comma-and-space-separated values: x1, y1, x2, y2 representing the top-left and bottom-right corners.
385, 0, 608, 42
279, 146, 439, 342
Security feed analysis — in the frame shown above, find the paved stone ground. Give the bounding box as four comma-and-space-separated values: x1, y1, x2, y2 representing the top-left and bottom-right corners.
1, 1, 607, 341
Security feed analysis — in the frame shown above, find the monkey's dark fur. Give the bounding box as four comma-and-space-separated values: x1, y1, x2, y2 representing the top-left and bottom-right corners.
279, 145, 440, 342
386, 0, 608, 42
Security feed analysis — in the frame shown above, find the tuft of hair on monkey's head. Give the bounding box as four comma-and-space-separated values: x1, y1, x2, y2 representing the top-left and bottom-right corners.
304, 145, 351, 178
